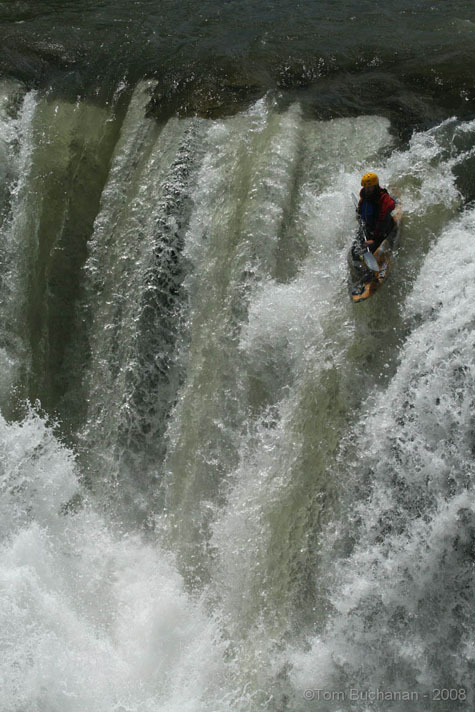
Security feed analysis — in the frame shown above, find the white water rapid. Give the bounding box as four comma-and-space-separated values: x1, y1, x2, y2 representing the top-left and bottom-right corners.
0, 81, 473, 711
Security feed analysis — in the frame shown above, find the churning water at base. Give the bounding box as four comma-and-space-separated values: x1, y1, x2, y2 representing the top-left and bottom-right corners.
0, 77, 474, 711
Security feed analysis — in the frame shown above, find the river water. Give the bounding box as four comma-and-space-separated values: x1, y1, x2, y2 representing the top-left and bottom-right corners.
0, 2, 474, 711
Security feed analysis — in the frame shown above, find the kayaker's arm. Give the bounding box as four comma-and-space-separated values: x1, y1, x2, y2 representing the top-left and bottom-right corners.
378, 210, 395, 237
373, 194, 396, 244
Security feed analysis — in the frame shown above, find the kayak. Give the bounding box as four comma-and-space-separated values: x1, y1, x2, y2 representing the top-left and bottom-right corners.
350, 201, 402, 303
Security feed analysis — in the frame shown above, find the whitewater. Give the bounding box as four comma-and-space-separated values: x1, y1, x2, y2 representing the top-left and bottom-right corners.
0, 79, 474, 711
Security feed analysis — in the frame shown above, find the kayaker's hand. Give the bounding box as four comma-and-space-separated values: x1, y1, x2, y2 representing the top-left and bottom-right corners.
364, 239, 374, 246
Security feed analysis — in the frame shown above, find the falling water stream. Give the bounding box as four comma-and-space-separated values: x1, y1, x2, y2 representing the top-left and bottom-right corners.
0, 2, 474, 710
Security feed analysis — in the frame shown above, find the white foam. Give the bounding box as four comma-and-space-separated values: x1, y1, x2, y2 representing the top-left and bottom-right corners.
0, 411, 241, 712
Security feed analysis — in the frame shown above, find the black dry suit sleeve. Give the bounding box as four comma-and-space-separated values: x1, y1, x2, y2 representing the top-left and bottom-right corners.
380, 210, 394, 237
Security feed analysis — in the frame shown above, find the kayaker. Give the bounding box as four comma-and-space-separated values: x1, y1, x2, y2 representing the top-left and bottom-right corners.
349, 173, 401, 302
356, 172, 395, 253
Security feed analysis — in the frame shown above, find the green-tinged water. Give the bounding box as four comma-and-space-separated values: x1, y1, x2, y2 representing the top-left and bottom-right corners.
0, 3, 474, 711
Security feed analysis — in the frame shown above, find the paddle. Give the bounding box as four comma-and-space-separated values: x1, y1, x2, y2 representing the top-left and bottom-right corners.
351, 192, 380, 272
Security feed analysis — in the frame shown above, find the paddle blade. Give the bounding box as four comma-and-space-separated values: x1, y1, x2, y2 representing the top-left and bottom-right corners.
363, 249, 380, 272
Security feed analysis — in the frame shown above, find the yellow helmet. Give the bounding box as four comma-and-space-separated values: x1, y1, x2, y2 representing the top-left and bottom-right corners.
361, 172, 379, 187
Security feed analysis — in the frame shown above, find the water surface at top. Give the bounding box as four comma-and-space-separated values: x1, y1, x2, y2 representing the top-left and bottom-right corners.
0, 0, 474, 127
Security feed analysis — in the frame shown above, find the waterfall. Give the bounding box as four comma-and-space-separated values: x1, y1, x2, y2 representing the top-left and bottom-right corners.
0, 78, 473, 711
